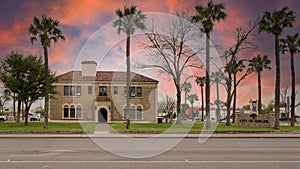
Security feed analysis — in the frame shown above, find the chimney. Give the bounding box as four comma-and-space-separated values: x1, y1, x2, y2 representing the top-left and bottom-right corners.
81, 61, 97, 77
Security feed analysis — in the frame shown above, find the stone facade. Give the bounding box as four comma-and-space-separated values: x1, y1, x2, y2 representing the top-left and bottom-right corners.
235, 112, 275, 128
49, 61, 159, 123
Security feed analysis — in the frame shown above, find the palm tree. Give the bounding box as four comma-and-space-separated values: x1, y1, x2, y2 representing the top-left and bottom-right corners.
187, 94, 199, 120
28, 15, 65, 129
182, 82, 192, 117
258, 7, 295, 129
280, 33, 300, 126
192, 0, 227, 129
211, 70, 225, 121
195, 76, 206, 121
249, 54, 271, 114
113, 6, 146, 119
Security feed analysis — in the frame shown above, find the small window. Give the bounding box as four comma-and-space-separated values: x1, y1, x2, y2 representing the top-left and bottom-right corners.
76, 86, 81, 96
130, 106, 135, 119
130, 87, 135, 97
137, 87, 142, 97
64, 86, 69, 96
124, 87, 127, 96
123, 106, 128, 119
114, 86, 118, 95
88, 86, 92, 94
99, 86, 107, 96
137, 106, 143, 120
63, 105, 69, 118
70, 86, 75, 96
76, 105, 82, 119
70, 105, 75, 118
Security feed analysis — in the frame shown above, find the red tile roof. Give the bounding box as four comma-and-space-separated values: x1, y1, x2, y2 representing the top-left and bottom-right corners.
57, 71, 158, 83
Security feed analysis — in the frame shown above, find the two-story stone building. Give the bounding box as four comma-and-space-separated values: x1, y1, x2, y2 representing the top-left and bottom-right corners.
49, 61, 159, 123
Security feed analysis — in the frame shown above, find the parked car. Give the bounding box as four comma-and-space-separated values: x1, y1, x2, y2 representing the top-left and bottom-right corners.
279, 117, 297, 122
0, 115, 7, 122
29, 113, 41, 121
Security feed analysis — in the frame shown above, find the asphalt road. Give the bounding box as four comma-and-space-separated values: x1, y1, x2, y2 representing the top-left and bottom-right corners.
0, 137, 300, 169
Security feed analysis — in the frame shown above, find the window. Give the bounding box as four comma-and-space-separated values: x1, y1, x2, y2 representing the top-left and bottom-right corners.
130, 106, 135, 119
76, 86, 81, 96
63, 104, 83, 119
124, 87, 127, 96
63, 105, 69, 118
130, 87, 136, 97
88, 86, 92, 94
114, 86, 118, 95
70, 105, 75, 118
99, 86, 107, 96
123, 107, 128, 119
76, 105, 82, 119
137, 87, 142, 97
137, 106, 143, 120
64, 86, 69, 96
70, 86, 75, 96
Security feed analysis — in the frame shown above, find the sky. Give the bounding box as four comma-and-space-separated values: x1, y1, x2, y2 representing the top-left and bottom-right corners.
0, 0, 300, 109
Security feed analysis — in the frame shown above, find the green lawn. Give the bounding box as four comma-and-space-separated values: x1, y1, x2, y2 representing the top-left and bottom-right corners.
110, 123, 300, 132
1, 122, 300, 132
0, 122, 95, 131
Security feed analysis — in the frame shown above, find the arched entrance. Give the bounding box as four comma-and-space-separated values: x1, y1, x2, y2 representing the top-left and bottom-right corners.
98, 108, 108, 123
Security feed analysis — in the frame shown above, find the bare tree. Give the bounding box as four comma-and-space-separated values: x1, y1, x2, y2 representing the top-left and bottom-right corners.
159, 94, 176, 123
140, 13, 203, 124
223, 22, 257, 125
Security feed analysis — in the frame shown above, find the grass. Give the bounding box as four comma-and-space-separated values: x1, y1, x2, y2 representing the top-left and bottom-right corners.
110, 123, 300, 132
1, 122, 300, 132
0, 122, 95, 131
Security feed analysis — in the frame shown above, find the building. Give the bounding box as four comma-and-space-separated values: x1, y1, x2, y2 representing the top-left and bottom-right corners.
49, 61, 159, 123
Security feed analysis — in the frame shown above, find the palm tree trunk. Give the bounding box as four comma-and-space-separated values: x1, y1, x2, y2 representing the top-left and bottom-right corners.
205, 32, 210, 129
232, 73, 237, 123
258, 72, 262, 114
290, 53, 295, 126
43, 46, 49, 129
126, 36, 131, 120
216, 82, 220, 122
201, 86, 204, 121
274, 34, 280, 129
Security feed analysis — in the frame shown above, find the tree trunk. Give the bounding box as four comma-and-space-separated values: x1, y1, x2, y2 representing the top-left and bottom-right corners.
126, 35, 131, 120
290, 53, 295, 126
205, 32, 210, 129
16, 100, 21, 123
24, 105, 29, 126
201, 86, 204, 121
226, 72, 232, 125
232, 73, 237, 123
43, 46, 49, 129
13, 93, 16, 119
274, 34, 280, 129
176, 84, 181, 124
258, 72, 262, 114
216, 82, 220, 122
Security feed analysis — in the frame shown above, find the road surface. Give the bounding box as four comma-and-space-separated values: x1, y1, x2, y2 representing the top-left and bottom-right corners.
0, 137, 299, 169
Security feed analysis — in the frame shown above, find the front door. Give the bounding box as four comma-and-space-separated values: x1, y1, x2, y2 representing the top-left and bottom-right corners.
98, 108, 108, 123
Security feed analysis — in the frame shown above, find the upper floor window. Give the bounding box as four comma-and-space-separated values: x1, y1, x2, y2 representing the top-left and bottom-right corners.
130, 87, 136, 97
64, 85, 81, 97
88, 86, 93, 94
76, 86, 81, 96
64, 86, 69, 96
114, 86, 118, 95
99, 86, 107, 96
137, 87, 142, 97
70, 86, 75, 96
